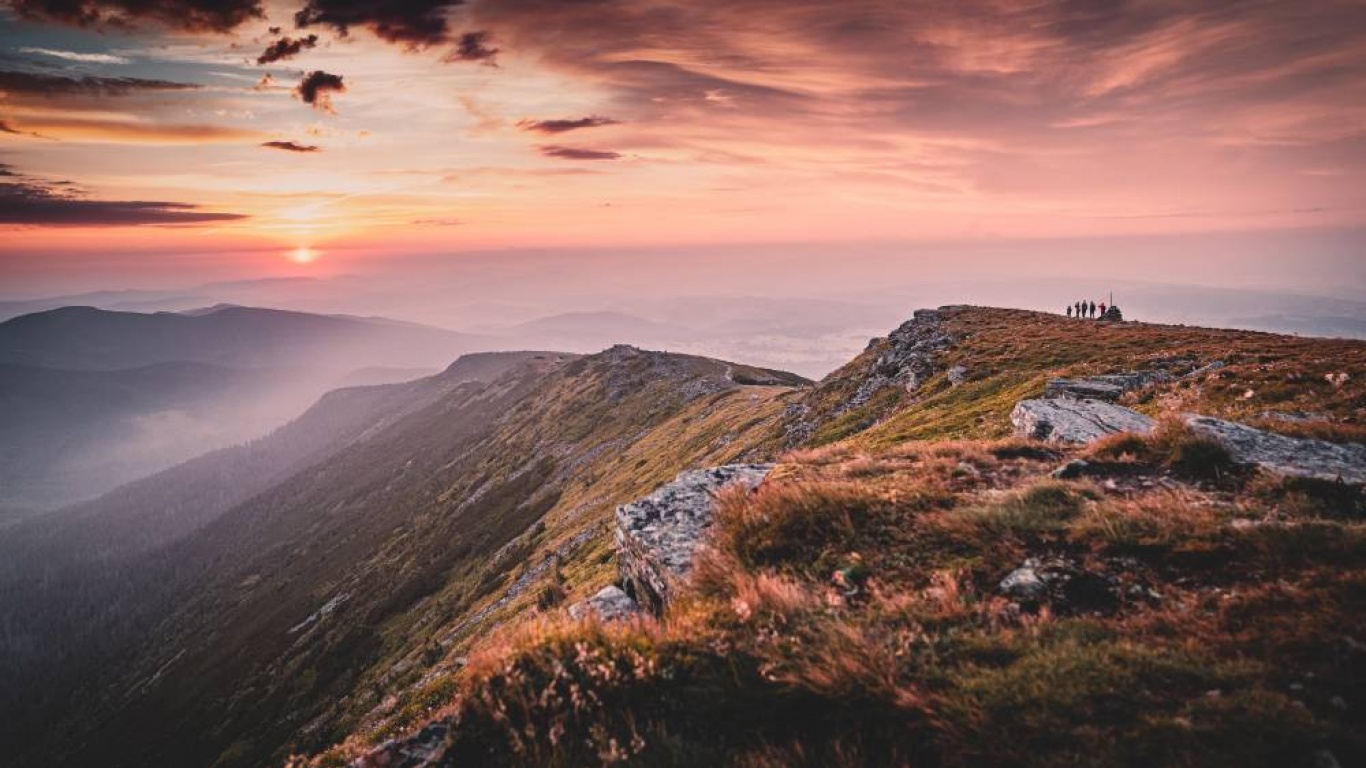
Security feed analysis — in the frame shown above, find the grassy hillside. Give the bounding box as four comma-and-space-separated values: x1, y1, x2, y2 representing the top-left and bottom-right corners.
11, 347, 807, 768
0, 352, 552, 759
303, 307, 1364, 768
795, 307, 1363, 448
376, 429, 1362, 767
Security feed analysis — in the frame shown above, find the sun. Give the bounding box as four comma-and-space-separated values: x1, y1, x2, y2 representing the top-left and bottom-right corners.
289, 246, 317, 264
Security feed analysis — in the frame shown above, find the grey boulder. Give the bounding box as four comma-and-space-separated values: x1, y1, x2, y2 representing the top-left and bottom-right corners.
1184, 415, 1366, 485
616, 464, 772, 613
1012, 398, 1155, 444
567, 585, 641, 622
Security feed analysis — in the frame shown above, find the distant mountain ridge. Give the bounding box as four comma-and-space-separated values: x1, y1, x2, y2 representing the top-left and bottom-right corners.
0, 305, 498, 512
0, 360, 301, 513
0, 305, 487, 372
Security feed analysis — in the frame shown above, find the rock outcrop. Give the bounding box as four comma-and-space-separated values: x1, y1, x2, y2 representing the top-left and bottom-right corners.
785, 308, 956, 445
1184, 415, 1366, 485
615, 464, 772, 613
353, 719, 451, 768
1011, 398, 1156, 444
1044, 371, 1170, 401
847, 308, 954, 408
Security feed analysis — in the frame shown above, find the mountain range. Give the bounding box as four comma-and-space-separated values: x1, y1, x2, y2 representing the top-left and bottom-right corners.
0, 306, 1361, 768
0, 305, 490, 514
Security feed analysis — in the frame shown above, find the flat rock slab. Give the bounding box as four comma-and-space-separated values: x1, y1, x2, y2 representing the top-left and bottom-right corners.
1045, 371, 1171, 401
1012, 398, 1155, 444
615, 464, 772, 613
1184, 415, 1366, 485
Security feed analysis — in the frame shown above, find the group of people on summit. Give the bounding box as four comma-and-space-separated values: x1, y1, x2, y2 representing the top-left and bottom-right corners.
1068, 300, 1107, 318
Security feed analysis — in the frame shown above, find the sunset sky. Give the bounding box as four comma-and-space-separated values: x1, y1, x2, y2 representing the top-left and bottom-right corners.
1, 0, 1364, 297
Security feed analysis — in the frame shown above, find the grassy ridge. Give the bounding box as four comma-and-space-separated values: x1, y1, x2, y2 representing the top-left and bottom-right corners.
799, 307, 1365, 448
308, 308, 1365, 768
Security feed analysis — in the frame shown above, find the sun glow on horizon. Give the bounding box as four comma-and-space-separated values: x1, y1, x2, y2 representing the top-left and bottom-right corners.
289, 247, 318, 264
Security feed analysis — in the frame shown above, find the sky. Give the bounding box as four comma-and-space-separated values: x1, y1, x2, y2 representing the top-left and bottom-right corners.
0, 0, 1364, 300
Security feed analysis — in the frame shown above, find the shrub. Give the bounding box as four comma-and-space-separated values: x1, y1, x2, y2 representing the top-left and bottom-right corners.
1247, 474, 1365, 520
1131, 420, 1239, 481
1166, 433, 1235, 480
536, 559, 568, 610
711, 483, 893, 572
1071, 492, 1224, 548
953, 482, 1088, 535
1086, 432, 1155, 462
936, 639, 1324, 768
437, 611, 930, 768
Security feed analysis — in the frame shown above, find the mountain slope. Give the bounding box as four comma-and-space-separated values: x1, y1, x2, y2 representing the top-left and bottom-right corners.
0, 352, 558, 757
308, 307, 1365, 768
9, 347, 808, 768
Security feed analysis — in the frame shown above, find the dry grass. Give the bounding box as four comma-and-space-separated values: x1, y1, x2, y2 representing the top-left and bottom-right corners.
816, 307, 1366, 448
310, 308, 1366, 768
1249, 418, 1366, 445
1084, 420, 1238, 482
326, 435, 1363, 767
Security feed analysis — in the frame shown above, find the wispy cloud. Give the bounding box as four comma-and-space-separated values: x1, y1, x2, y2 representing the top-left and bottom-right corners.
261, 140, 321, 152
0, 70, 199, 96
0, 162, 246, 226
4, 115, 262, 144
446, 30, 498, 63
538, 145, 621, 161
517, 116, 619, 134
18, 47, 130, 65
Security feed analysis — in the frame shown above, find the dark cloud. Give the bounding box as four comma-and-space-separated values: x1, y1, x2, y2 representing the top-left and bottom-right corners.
0, 163, 246, 226
539, 145, 621, 160
294, 0, 467, 47
295, 70, 345, 112
5, 0, 263, 32
261, 140, 321, 152
0, 70, 201, 97
517, 116, 619, 134
447, 30, 498, 63
257, 34, 320, 65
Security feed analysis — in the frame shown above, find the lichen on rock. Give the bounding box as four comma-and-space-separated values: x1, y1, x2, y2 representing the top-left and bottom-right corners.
615, 464, 772, 613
